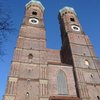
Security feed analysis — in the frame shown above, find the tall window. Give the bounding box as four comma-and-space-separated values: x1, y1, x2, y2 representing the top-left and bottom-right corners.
57, 70, 68, 95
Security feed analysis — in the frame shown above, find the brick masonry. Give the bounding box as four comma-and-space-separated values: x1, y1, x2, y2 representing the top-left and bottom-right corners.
3, 1, 100, 100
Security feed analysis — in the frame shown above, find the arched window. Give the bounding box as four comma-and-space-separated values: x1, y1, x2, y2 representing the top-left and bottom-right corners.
26, 92, 29, 96
28, 53, 33, 59
57, 70, 68, 95
85, 59, 90, 66
70, 17, 75, 22
32, 11, 37, 15
97, 96, 100, 100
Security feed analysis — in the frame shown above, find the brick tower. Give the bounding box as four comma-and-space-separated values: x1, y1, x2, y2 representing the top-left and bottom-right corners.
3, 0, 48, 100
3, 1, 100, 100
59, 7, 100, 100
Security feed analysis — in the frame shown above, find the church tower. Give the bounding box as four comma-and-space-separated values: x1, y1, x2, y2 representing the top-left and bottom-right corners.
59, 7, 100, 100
3, 0, 48, 100
2, 1, 100, 100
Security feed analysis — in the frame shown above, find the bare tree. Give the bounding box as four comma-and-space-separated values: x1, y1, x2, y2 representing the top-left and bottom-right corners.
0, 2, 14, 56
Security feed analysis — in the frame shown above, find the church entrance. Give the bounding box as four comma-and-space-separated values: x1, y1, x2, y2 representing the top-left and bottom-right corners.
49, 96, 80, 100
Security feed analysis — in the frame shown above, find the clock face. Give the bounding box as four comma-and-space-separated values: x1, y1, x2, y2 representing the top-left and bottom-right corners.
71, 25, 80, 32
29, 18, 39, 25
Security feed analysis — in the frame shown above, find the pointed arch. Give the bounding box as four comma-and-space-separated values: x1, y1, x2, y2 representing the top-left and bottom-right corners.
57, 70, 68, 95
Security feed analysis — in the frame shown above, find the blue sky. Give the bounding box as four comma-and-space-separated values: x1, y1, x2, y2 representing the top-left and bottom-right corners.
0, 0, 100, 99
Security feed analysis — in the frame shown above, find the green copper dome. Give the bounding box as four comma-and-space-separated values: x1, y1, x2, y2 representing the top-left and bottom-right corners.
59, 6, 76, 15
26, 0, 45, 11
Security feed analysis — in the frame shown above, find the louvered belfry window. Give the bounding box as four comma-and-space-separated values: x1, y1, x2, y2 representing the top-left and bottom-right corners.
57, 70, 68, 95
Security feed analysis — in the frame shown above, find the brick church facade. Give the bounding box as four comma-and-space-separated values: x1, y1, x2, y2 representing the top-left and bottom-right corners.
3, 0, 100, 100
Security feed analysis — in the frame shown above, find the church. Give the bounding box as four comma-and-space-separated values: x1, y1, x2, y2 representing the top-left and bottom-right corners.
3, 0, 100, 100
